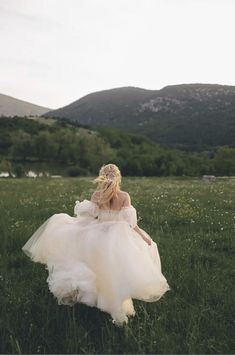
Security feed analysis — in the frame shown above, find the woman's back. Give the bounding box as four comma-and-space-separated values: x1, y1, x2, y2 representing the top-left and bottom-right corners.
91, 190, 130, 211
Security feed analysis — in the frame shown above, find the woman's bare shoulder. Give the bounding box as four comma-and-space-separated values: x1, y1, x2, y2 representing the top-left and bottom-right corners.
118, 190, 131, 206
118, 190, 130, 196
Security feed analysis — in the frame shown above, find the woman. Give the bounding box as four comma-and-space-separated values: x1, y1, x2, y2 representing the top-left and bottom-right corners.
22, 163, 170, 325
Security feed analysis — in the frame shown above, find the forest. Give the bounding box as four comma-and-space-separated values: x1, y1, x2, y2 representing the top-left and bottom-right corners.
0, 116, 234, 177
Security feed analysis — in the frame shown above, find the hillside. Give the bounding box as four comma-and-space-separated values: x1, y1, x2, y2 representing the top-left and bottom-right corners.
0, 93, 51, 117
44, 84, 235, 149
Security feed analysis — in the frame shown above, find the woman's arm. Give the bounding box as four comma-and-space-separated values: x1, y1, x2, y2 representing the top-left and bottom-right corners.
134, 225, 151, 245
123, 192, 151, 246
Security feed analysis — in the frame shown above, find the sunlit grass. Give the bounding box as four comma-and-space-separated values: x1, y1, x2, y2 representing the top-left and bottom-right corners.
0, 176, 234, 354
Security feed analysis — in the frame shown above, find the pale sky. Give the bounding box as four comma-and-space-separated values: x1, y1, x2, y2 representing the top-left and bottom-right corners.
0, 0, 235, 109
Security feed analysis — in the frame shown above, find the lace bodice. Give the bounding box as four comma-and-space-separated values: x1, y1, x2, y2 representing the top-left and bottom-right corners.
74, 200, 137, 228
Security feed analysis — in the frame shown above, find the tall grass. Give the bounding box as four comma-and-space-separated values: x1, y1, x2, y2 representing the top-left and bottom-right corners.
0, 177, 234, 354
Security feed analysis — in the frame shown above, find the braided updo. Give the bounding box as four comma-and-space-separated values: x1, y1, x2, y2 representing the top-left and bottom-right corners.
93, 164, 121, 207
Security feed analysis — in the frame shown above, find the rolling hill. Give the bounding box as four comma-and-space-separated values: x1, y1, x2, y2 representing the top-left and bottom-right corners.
44, 84, 235, 149
0, 93, 51, 117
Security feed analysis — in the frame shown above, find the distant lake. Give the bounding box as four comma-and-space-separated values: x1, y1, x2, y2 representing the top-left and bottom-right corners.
0, 162, 66, 178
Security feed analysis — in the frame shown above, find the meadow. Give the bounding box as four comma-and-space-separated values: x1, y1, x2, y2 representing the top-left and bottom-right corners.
0, 176, 234, 354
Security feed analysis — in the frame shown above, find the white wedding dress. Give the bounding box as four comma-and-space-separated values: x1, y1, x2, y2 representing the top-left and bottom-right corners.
22, 200, 170, 325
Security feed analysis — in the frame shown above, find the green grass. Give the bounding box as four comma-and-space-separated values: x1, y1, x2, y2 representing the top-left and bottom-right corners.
0, 177, 234, 354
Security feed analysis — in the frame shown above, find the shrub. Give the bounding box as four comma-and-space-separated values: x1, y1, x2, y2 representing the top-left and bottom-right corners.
67, 166, 89, 177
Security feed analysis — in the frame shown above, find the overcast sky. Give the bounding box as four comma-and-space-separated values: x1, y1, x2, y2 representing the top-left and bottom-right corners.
0, 0, 235, 109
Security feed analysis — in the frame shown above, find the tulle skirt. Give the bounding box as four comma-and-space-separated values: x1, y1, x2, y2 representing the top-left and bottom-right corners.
22, 213, 170, 325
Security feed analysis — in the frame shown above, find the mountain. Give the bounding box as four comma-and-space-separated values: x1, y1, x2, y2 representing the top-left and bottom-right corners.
0, 93, 51, 117
44, 84, 235, 149
44, 86, 155, 125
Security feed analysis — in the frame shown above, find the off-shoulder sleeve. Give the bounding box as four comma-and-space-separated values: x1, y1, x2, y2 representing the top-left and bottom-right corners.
120, 206, 137, 228
74, 200, 99, 218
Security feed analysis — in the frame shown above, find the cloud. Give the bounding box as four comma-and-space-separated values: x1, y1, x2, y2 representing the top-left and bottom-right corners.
0, 0, 235, 107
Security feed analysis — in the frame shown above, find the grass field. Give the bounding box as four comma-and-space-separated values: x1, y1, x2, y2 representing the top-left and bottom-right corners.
0, 177, 234, 354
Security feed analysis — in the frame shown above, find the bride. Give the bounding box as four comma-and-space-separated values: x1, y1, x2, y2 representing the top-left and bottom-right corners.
22, 163, 170, 325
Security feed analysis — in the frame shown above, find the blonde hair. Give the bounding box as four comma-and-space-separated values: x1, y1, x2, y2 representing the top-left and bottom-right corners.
93, 163, 121, 207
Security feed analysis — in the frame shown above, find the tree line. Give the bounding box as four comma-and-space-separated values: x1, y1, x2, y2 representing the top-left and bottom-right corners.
0, 116, 234, 177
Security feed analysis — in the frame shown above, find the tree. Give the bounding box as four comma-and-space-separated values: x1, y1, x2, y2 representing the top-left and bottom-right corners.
11, 130, 33, 161
0, 159, 13, 177
214, 146, 235, 175
13, 164, 25, 178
